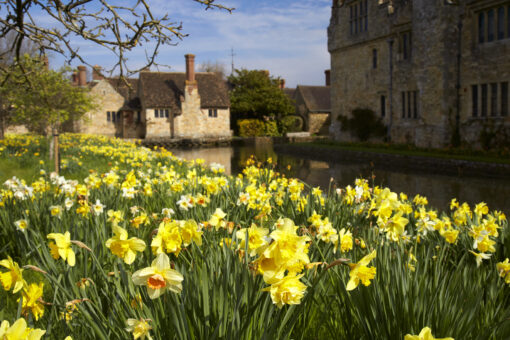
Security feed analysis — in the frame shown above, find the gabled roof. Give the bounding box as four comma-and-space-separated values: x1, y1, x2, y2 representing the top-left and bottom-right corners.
296, 85, 331, 113
282, 88, 296, 100
106, 78, 141, 111
139, 72, 230, 111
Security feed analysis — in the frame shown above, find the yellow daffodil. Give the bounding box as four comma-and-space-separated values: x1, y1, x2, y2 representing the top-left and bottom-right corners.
236, 224, 269, 257
255, 219, 310, 284
346, 250, 377, 291
262, 273, 307, 308
413, 194, 428, 206
336, 228, 353, 253
209, 208, 227, 230
131, 213, 150, 229
497, 258, 510, 284
317, 219, 338, 244
440, 228, 459, 244
474, 202, 489, 217
47, 232, 76, 267
107, 209, 124, 226
0, 256, 26, 293
151, 220, 183, 256
49, 205, 63, 218
125, 319, 152, 340
404, 326, 454, 340
0, 318, 45, 340
450, 198, 459, 210
105, 226, 146, 264
384, 211, 409, 242
132, 253, 183, 299
180, 220, 203, 247
20, 282, 45, 320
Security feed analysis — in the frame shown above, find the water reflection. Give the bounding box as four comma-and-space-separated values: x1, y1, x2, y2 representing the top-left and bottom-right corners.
172, 144, 510, 213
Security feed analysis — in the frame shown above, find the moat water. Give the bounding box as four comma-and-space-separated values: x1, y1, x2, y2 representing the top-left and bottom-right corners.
172, 144, 510, 214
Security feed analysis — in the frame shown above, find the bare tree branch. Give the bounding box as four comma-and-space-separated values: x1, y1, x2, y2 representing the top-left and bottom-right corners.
0, 0, 234, 77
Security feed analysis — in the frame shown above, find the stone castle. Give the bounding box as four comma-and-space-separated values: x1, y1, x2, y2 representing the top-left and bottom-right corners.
328, 0, 510, 147
74, 54, 231, 139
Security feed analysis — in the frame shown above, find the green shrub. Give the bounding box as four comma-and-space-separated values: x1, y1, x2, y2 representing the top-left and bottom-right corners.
338, 108, 386, 141
237, 119, 281, 137
238, 119, 265, 137
281, 115, 304, 133
264, 120, 279, 136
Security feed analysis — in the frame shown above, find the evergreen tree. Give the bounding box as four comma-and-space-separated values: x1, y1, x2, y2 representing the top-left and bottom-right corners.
228, 69, 295, 134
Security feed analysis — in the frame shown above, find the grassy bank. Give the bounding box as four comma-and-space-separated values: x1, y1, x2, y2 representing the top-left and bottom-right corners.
299, 140, 510, 164
0, 134, 509, 339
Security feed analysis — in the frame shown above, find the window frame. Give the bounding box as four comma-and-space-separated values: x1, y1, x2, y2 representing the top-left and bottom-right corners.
481, 84, 488, 117
401, 92, 406, 118
472, 85, 479, 117
490, 83, 498, 116
497, 6, 505, 40
208, 108, 218, 118
478, 5, 510, 44
380, 95, 386, 117
479, 11, 486, 43
349, 0, 368, 36
488, 8, 495, 42
501, 82, 508, 117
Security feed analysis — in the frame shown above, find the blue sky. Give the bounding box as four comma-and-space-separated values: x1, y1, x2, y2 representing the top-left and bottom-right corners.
49, 0, 332, 88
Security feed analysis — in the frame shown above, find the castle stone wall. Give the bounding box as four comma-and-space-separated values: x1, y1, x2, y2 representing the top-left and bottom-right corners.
328, 0, 510, 148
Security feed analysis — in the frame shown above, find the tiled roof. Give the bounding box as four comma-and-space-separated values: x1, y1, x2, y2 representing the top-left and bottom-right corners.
106, 78, 141, 111
296, 86, 331, 113
282, 88, 296, 100
139, 72, 230, 111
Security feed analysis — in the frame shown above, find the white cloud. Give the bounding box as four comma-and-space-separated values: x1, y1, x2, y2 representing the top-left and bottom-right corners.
53, 0, 332, 87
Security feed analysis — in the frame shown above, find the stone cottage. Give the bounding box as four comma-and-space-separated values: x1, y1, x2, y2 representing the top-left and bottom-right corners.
328, 0, 510, 148
74, 54, 231, 139
282, 71, 331, 135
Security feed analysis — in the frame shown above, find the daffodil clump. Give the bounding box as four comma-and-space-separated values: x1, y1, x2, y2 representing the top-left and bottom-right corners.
0, 133, 508, 339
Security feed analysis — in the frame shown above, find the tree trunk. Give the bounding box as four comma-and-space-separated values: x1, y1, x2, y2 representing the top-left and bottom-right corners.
0, 118, 4, 140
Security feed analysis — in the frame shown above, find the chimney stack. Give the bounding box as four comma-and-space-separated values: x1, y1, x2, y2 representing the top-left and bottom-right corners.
325, 69, 331, 86
78, 66, 87, 86
92, 65, 104, 81
185, 54, 196, 83
279, 79, 285, 89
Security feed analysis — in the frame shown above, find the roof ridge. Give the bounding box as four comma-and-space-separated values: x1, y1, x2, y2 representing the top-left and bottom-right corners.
297, 85, 330, 88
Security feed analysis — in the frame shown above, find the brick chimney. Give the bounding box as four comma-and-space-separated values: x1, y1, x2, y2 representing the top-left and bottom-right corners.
325, 69, 331, 86
185, 54, 196, 83
78, 66, 87, 86
279, 79, 285, 89
92, 65, 104, 81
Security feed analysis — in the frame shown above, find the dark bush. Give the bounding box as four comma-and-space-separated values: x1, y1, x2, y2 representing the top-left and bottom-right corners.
338, 108, 386, 141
